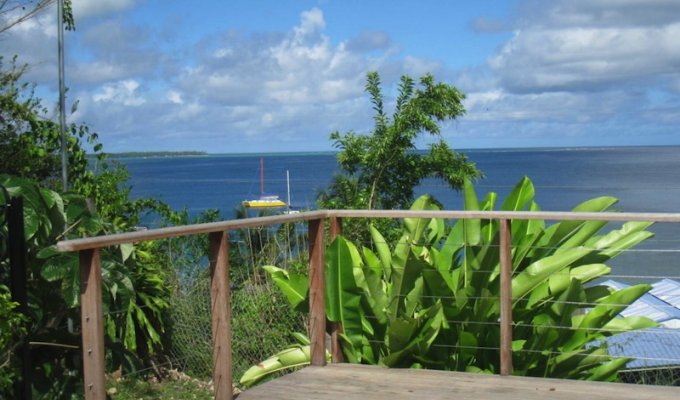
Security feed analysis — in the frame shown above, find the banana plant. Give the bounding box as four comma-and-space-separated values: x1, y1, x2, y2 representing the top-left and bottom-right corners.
240, 333, 326, 387
244, 176, 656, 387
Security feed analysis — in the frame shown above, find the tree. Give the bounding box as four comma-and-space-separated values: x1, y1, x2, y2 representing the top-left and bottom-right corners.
318, 71, 482, 212
0, 55, 94, 191
0, 56, 184, 398
0, 0, 74, 34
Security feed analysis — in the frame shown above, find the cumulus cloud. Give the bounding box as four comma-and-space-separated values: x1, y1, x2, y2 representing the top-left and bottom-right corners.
72, 0, 142, 20
5, 0, 677, 151
93, 79, 146, 106
491, 0, 680, 94
441, 0, 680, 148
55, 7, 420, 151
176, 7, 370, 110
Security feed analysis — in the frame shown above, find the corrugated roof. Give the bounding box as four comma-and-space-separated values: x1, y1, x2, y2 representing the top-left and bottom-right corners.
651, 279, 680, 309
603, 328, 680, 369
597, 279, 680, 369
600, 279, 680, 325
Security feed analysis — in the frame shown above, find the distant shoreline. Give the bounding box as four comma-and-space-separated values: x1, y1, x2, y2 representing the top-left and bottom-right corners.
106, 151, 208, 158
100, 144, 680, 159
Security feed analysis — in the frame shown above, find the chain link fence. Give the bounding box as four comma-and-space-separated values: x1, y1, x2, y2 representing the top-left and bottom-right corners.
163, 224, 308, 385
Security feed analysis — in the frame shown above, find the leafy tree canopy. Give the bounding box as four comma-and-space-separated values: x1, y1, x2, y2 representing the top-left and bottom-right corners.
318, 71, 482, 212
0, 0, 74, 34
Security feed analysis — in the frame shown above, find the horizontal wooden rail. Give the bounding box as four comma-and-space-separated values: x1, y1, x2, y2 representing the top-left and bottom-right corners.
56, 210, 329, 252
328, 209, 680, 223
56, 209, 680, 252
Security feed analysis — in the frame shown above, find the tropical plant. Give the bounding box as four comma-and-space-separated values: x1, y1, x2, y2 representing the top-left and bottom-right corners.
0, 283, 27, 394
242, 176, 656, 386
319, 71, 481, 211
240, 333, 328, 388
317, 71, 481, 242
0, 175, 175, 398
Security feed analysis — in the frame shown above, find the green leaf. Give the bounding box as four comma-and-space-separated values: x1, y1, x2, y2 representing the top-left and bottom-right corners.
36, 245, 59, 259
263, 265, 309, 312
501, 176, 534, 211
240, 345, 312, 388
61, 262, 80, 308
325, 237, 364, 351
120, 243, 134, 262
512, 246, 592, 301
462, 179, 480, 245
370, 224, 392, 280
546, 196, 618, 249
404, 195, 438, 244
40, 259, 70, 282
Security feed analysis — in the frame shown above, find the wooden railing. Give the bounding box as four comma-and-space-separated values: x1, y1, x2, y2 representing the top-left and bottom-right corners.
55, 209, 680, 400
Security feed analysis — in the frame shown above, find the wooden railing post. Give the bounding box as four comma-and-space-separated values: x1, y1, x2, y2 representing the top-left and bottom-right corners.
209, 231, 232, 400
499, 219, 513, 376
329, 217, 344, 363
309, 219, 326, 366
80, 249, 106, 400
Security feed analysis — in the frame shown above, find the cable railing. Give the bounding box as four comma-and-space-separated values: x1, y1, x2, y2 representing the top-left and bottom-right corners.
55, 209, 680, 400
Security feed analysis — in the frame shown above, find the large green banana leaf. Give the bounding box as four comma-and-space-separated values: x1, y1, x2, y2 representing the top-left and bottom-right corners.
263, 265, 309, 312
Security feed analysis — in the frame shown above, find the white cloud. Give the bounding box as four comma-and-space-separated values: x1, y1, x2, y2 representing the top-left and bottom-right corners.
72, 0, 141, 20
492, 0, 680, 93
295, 7, 326, 36
176, 7, 371, 110
443, 0, 680, 148
93, 79, 146, 106
491, 23, 680, 93
7, 0, 677, 152
167, 90, 183, 104
464, 90, 505, 110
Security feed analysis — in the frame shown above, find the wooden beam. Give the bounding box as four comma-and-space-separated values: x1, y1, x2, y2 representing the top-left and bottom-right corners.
309, 219, 326, 366
209, 232, 233, 400
328, 217, 344, 363
80, 249, 106, 400
499, 219, 513, 376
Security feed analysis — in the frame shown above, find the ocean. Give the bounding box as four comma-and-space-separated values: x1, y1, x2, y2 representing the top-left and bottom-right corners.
117, 146, 680, 280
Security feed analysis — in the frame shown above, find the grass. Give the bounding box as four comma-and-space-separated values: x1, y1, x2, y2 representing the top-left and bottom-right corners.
106, 372, 214, 400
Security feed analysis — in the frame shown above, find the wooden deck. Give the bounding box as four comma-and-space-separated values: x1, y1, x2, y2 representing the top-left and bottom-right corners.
237, 364, 679, 400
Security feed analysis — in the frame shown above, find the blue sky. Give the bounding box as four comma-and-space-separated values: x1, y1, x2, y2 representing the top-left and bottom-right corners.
2, 0, 680, 153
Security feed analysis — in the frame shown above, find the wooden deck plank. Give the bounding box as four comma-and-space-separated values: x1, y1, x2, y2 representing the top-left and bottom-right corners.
237, 364, 679, 400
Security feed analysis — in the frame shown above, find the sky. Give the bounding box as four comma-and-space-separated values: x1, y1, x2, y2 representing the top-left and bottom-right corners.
2, 0, 680, 153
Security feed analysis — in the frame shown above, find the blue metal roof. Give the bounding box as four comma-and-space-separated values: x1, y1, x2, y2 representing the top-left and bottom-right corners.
603, 328, 680, 369
597, 279, 680, 369
600, 279, 680, 326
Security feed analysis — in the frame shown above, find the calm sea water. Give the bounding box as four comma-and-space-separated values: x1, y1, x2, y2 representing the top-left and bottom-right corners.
118, 146, 680, 280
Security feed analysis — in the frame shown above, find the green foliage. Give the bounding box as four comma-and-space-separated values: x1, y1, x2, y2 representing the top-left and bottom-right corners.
0, 175, 177, 397
318, 71, 481, 242
318, 71, 481, 211
239, 333, 324, 388
0, 59, 188, 398
0, 1, 74, 34
249, 177, 656, 384
106, 374, 214, 400
0, 56, 102, 191
168, 274, 307, 381
0, 284, 27, 394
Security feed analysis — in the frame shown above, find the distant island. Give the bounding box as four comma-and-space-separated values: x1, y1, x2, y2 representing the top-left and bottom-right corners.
107, 151, 208, 158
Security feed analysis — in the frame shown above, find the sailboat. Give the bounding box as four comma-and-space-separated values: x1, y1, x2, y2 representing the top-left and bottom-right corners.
242, 158, 287, 208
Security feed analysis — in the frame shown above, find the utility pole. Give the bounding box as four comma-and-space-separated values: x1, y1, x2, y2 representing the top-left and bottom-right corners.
57, 0, 68, 191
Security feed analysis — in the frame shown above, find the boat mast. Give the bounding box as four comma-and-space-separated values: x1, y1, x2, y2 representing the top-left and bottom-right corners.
260, 157, 264, 196
286, 170, 291, 214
